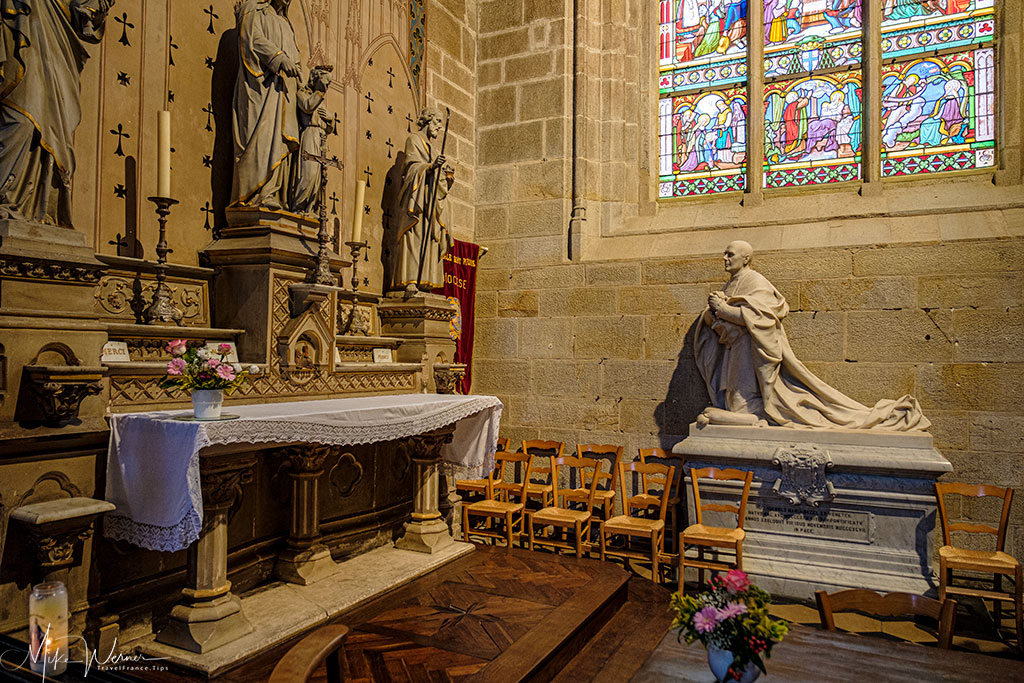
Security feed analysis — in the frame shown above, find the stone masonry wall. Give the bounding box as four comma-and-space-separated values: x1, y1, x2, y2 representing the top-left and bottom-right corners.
471, 237, 1024, 560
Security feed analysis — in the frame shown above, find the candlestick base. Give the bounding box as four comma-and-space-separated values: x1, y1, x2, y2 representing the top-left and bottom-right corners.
345, 241, 370, 291
144, 196, 184, 326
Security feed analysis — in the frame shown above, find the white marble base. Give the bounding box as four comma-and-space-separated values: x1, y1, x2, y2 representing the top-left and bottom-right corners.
675, 422, 951, 599
136, 541, 474, 676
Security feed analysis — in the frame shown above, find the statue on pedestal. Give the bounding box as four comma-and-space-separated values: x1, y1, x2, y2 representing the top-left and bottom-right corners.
0, 0, 114, 227
231, 0, 301, 210
390, 107, 454, 293
694, 240, 931, 431
291, 65, 335, 215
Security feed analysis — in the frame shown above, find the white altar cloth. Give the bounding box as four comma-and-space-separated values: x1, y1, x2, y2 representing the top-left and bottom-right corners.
103, 394, 503, 552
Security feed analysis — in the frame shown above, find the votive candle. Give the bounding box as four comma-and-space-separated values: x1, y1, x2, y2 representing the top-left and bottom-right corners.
351, 180, 366, 243
157, 110, 171, 197
29, 581, 68, 676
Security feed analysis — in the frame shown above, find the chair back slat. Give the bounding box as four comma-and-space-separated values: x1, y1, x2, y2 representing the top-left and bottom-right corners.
619, 461, 675, 522
935, 481, 1014, 550
496, 437, 510, 452
815, 589, 957, 650
523, 440, 564, 484
552, 455, 602, 510
576, 444, 623, 491
489, 450, 533, 501
689, 466, 753, 528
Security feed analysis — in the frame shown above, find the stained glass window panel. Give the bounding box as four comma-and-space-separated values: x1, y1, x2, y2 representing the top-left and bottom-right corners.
764, 73, 862, 188
659, 87, 748, 198
659, 0, 749, 95
763, 1, 863, 80
880, 48, 995, 177
881, 0, 994, 59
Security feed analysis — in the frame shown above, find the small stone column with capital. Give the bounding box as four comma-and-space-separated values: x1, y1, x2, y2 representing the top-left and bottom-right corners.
156, 455, 256, 654
395, 425, 456, 553
274, 444, 339, 585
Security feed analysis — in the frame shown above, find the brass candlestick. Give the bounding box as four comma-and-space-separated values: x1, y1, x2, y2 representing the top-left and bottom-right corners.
144, 196, 183, 325
345, 241, 369, 291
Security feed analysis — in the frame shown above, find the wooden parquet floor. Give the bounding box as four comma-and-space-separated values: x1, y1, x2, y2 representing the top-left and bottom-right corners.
140, 544, 669, 682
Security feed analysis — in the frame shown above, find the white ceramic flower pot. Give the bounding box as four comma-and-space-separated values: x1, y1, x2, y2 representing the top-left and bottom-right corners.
707, 644, 760, 683
191, 389, 224, 419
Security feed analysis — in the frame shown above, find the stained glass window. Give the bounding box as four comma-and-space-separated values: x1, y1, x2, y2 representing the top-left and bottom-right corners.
763, 1, 863, 188
880, 0, 996, 176
659, 0, 749, 198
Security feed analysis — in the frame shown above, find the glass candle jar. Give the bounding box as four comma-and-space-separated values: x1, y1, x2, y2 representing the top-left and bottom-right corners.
29, 581, 68, 675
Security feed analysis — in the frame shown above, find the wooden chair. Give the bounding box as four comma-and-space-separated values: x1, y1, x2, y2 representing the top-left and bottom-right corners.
528, 454, 602, 557
455, 437, 510, 499
630, 448, 684, 554
269, 624, 349, 683
679, 467, 753, 594
815, 589, 957, 650
600, 460, 677, 580
462, 450, 533, 547
522, 440, 564, 508
564, 444, 623, 523
935, 481, 1022, 651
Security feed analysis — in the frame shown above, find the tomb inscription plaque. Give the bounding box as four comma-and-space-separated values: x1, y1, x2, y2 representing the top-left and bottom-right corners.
746, 501, 874, 544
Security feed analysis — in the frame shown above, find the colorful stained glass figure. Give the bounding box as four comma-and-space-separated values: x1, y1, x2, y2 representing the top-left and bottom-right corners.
659, 87, 747, 197
764, 0, 862, 49
764, 72, 862, 187
659, 0, 749, 94
881, 48, 994, 176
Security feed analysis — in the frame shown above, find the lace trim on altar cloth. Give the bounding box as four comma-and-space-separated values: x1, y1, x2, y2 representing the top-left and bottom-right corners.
198, 396, 501, 448
103, 508, 202, 553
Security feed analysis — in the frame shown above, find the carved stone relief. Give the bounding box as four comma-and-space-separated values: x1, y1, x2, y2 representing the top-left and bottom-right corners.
771, 444, 836, 507
95, 274, 205, 324
329, 451, 364, 497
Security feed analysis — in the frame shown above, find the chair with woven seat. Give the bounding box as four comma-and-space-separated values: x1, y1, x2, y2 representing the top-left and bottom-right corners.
630, 447, 684, 554
522, 440, 564, 508
462, 450, 533, 547
600, 460, 676, 580
455, 437, 510, 500
815, 589, 957, 650
680, 466, 753, 594
528, 454, 602, 557
564, 444, 623, 523
935, 481, 1022, 651
269, 624, 349, 683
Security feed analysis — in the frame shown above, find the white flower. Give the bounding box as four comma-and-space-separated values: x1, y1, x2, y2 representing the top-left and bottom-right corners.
248, 364, 261, 375
196, 348, 210, 360
232, 363, 243, 374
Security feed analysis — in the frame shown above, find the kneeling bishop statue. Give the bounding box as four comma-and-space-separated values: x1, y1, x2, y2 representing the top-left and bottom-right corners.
694, 241, 930, 431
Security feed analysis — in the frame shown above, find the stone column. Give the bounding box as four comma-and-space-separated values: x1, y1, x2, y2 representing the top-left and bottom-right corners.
274, 444, 339, 585
395, 426, 456, 554
157, 455, 256, 654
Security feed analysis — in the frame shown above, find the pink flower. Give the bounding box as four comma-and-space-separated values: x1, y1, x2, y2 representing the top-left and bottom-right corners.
166, 358, 187, 375
693, 605, 720, 634
215, 364, 236, 381
716, 602, 748, 621
166, 339, 188, 357
217, 343, 232, 354
723, 569, 751, 594
206, 358, 221, 369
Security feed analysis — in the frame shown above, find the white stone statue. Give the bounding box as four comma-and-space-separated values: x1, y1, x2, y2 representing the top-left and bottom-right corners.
694, 240, 931, 431
231, 0, 301, 210
390, 107, 453, 293
0, 0, 114, 227
291, 65, 335, 215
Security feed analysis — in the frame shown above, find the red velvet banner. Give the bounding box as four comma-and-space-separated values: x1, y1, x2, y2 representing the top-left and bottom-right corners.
439, 239, 480, 394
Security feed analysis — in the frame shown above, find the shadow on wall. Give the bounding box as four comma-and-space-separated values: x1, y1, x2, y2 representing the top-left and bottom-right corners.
656, 316, 711, 451
211, 28, 240, 236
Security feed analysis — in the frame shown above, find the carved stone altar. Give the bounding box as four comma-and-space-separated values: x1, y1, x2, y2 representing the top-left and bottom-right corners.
675, 422, 952, 597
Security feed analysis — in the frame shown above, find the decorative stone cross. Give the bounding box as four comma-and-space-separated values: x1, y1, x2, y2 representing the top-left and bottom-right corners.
200, 201, 214, 231
364, 91, 374, 114
204, 5, 218, 34
115, 12, 133, 47
109, 124, 130, 157
329, 191, 339, 215
385, 138, 394, 158
363, 166, 373, 188
386, 67, 395, 87
202, 103, 214, 132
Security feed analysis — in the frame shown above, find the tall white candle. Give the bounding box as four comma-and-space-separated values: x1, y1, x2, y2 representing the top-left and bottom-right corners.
351, 180, 366, 243
29, 582, 68, 676
157, 110, 171, 197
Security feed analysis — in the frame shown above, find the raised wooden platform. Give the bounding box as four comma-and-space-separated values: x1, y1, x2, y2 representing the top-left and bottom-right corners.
138, 545, 673, 682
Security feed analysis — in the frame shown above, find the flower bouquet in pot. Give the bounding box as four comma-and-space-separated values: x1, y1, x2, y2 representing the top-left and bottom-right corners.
159, 340, 260, 419
670, 569, 788, 683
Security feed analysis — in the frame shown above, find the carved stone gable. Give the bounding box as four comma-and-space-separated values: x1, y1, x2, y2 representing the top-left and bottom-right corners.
771, 444, 835, 507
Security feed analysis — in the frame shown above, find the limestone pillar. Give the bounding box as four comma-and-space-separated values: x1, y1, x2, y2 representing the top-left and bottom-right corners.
274, 444, 339, 585
395, 426, 456, 554
156, 454, 256, 654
